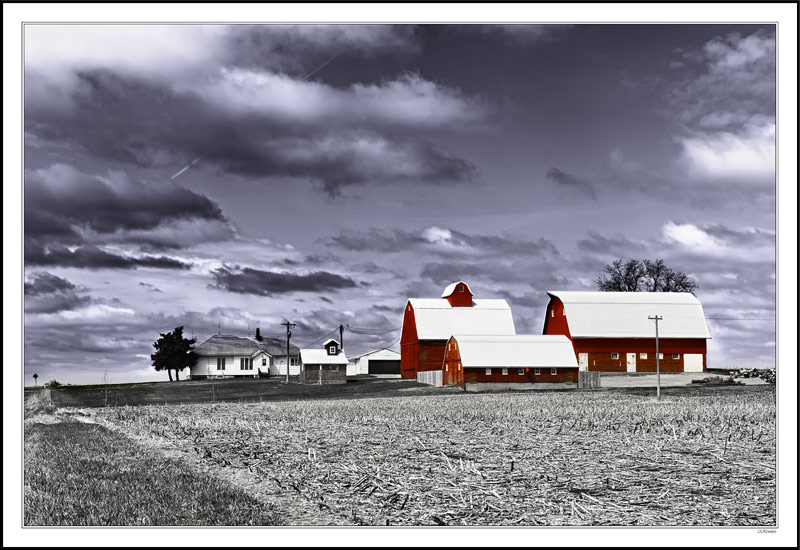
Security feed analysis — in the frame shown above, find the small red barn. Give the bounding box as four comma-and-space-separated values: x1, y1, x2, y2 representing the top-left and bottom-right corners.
400, 281, 516, 380
543, 291, 712, 373
442, 335, 579, 391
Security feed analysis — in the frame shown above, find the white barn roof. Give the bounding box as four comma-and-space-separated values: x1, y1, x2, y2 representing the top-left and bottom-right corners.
547, 291, 712, 339
349, 348, 401, 361
300, 349, 349, 365
452, 335, 579, 369
409, 298, 516, 340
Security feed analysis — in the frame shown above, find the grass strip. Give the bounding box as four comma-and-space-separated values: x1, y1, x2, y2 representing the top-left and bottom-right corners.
24, 419, 281, 526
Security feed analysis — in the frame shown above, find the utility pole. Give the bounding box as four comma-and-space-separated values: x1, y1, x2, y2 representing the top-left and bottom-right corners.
648, 315, 663, 399
339, 324, 344, 351
282, 321, 296, 383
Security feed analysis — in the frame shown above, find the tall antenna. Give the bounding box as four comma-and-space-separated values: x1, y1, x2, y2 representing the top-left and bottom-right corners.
218, 322, 221, 335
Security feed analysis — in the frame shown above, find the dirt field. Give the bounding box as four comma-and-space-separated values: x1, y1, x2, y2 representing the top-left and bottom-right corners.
68, 384, 775, 527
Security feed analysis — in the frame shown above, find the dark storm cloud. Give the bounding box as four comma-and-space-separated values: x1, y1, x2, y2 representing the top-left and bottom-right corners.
138, 282, 163, 293
25, 243, 191, 270
26, 64, 481, 198
24, 272, 92, 313
546, 167, 596, 200
25, 161, 227, 237
576, 231, 649, 255
211, 265, 358, 296
702, 224, 775, 248
327, 227, 558, 258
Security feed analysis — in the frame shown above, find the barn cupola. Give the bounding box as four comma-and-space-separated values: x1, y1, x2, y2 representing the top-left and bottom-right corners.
441, 281, 473, 307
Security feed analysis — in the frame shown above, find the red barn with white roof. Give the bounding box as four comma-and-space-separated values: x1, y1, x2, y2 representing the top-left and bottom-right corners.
400, 281, 516, 379
543, 291, 712, 373
442, 334, 579, 391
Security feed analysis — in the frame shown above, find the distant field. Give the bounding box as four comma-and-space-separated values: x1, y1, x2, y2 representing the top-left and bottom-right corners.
26, 376, 457, 409
79, 384, 774, 526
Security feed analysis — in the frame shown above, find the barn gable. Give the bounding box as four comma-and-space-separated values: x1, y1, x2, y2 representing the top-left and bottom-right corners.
408, 298, 516, 340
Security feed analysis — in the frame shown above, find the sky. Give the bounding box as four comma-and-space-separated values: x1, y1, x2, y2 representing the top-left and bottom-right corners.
20, 22, 780, 385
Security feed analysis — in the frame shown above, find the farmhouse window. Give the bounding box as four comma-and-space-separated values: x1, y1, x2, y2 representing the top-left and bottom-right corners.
502, 368, 508, 375
673, 354, 680, 359
329, 346, 336, 354
262, 358, 267, 366
290, 357, 299, 366
610, 353, 619, 360
551, 368, 557, 375
217, 357, 226, 370
518, 368, 525, 375
534, 368, 540, 375
240, 357, 251, 370
640, 353, 647, 359
485, 368, 492, 375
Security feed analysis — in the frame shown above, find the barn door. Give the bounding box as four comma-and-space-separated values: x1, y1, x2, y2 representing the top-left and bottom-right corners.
626, 353, 636, 373
684, 354, 703, 372
578, 353, 588, 371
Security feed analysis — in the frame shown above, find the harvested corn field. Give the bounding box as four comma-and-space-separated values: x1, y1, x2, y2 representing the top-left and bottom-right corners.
93, 387, 776, 526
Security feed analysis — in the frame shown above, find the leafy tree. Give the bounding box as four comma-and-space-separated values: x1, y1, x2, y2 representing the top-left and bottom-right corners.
151, 326, 197, 382
595, 259, 698, 293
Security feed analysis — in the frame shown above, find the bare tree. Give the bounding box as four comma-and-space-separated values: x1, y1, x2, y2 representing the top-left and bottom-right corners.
596, 259, 697, 293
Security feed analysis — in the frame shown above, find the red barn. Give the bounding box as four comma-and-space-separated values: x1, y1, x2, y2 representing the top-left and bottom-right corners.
442, 335, 579, 391
400, 281, 516, 380
542, 291, 712, 373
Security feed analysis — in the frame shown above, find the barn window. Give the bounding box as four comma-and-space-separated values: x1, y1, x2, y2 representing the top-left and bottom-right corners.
454, 342, 458, 350
458, 363, 461, 371
672, 354, 680, 359
551, 368, 557, 375
329, 346, 336, 354
407, 305, 411, 311
534, 368, 540, 375
518, 368, 525, 375
485, 368, 492, 375
459, 285, 464, 292
659, 353, 664, 360
551, 310, 554, 318
640, 353, 647, 359
502, 368, 508, 375
610, 353, 619, 360
445, 365, 448, 371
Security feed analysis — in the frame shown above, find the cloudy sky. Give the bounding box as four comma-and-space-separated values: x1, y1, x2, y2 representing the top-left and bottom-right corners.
21, 23, 779, 384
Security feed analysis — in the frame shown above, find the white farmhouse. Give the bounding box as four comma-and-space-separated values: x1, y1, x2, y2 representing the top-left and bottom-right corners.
189, 331, 300, 379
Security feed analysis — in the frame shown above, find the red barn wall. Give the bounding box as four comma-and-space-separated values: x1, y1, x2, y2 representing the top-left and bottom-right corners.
542, 297, 571, 337
572, 338, 707, 372
400, 303, 419, 379
464, 367, 578, 388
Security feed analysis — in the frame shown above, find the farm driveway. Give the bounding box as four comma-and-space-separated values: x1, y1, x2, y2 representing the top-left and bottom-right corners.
600, 372, 722, 388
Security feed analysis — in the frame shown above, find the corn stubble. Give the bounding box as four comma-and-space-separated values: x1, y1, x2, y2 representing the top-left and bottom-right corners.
99, 389, 776, 526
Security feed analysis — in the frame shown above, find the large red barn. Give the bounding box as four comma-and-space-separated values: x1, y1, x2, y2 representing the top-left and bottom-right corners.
542, 291, 712, 373
400, 281, 516, 380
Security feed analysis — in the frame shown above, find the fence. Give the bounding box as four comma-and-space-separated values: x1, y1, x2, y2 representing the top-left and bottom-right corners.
416, 370, 443, 387
578, 371, 601, 389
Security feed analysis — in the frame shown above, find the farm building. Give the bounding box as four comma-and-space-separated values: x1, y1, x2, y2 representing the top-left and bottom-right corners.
300, 339, 349, 385
401, 281, 516, 381
442, 335, 580, 391
542, 291, 712, 373
190, 330, 300, 379
346, 348, 401, 376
